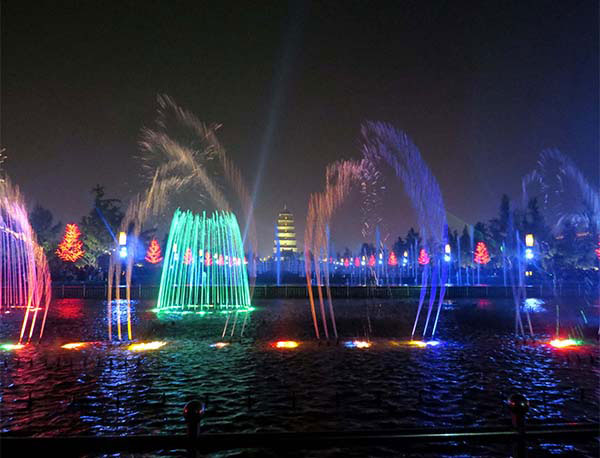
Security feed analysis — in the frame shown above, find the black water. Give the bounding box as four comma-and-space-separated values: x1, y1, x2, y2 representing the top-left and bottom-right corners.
0, 297, 598, 457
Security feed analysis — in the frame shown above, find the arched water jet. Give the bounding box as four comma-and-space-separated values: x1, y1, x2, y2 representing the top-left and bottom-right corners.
360, 122, 448, 339
304, 123, 449, 340
106, 95, 258, 340
0, 177, 52, 343
521, 149, 600, 338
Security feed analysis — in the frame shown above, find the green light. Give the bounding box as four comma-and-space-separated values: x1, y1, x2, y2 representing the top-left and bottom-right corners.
157, 209, 251, 313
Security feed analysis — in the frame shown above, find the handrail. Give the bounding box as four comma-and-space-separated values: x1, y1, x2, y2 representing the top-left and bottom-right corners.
1, 395, 597, 456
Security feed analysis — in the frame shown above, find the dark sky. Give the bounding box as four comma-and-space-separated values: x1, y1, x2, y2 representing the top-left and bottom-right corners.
2, 0, 598, 254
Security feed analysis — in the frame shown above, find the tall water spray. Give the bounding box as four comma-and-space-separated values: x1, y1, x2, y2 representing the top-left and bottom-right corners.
304, 122, 448, 340
157, 209, 250, 312
0, 177, 52, 343
106, 95, 258, 339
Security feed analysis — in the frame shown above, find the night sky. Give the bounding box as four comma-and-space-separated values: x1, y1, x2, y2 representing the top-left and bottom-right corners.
2, 1, 598, 254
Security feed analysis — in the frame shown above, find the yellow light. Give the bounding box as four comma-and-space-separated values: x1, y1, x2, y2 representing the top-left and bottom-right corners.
445, 243, 451, 254
61, 342, 89, 349
211, 342, 229, 348
350, 340, 371, 348
403, 251, 408, 257
118, 231, 127, 246
408, 340, 428, 348
549, 339, 578, 348
525, 234, 534, 247
128, 341, 166, 351
274, 340, 299, 349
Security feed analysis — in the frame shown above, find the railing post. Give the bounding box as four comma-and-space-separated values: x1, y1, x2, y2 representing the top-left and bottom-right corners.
183, 400, 205, 440
508, 393, 529, 458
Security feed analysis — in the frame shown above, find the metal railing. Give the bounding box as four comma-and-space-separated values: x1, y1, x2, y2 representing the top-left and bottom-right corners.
49, 283, 588, 300
1, 394, 597, 457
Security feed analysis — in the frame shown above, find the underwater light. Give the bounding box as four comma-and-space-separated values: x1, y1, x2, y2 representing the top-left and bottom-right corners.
1, 343, 25, 351
210, 342, 229, 348
274, 341, 299, 349
549, 339, 580, 348
61, 342, 90, 350
128, 341, 166, 351
408, 340, 440, 347
344, 340, 371, 348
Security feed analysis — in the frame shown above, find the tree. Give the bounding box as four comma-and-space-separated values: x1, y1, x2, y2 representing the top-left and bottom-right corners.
388, 251, 398, 266
29, 205, 61, 255
80, 185, 124, 266
145, 239, 163, 264
183, 247, 193, 265
418, 248, 430, 265
474, 241, 490, 265
56, 223, 85, 262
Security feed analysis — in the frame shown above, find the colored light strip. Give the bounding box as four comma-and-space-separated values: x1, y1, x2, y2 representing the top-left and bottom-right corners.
274, 341, 299, 349
127, 341, 166, 351
408, 340, 441, 347
61, 342, 90, 349
344, 340, 371, 348
210, 342, 230, 348
1, 343, 25, 351
549, 339, 580, 348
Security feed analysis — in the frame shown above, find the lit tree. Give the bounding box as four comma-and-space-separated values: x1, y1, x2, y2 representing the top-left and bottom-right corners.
145, 239, 163, 264
595, 241, 600, 261
183, 247, 193, 265
473, 241, 490, 284
474, 241, 491, 265
388, 251, 398, 266
56, 223, 85, 262
418, 248, 430, 265
368, 254, 376, 267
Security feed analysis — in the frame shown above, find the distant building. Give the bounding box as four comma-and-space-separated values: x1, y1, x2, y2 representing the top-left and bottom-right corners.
274, 205, 297, 256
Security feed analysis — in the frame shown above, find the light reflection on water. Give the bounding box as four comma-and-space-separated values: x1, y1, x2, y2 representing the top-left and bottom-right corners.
0, 297, 597, 456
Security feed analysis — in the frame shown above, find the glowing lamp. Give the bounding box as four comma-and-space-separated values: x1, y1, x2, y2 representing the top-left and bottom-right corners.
119, 246, 128, 258
444, 254, 451, 262
409, 340, 440, 348
549, 339, 579, 348
118, 231, 127, 246
1, 343, 25, 351
274, 341, 299, 349
445, 244, 451, 254
525, 234, 534, 247
344, 340, 371, 348
61, 342, 89, 350
210, 342, 230, 348
525, 248, 533, 260
128, 341, 166, 351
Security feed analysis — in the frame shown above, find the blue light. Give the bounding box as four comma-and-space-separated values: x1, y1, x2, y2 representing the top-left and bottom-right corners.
525, 248, 533, 260
444, 254, 451, 262
119, 246, 128, 258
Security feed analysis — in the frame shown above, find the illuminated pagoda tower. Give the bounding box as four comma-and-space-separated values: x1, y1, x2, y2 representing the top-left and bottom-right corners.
273, 205, 297, 257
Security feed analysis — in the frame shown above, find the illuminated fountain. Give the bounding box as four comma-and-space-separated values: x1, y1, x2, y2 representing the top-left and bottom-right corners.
305, 122, 448, 341
106, 95, 258, 340
0, 177, 52, 343
157, 209, 251, 312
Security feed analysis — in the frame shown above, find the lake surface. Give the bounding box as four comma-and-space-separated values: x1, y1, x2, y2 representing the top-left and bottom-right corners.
0, 296, 598, 457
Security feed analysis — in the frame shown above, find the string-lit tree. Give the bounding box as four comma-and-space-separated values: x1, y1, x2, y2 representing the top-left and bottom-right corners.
183, 247, 193, 265
56, 223, 85, 262
368, 254, 376, 267
418, 248, 430, 265
473, 241, 490, 284
474, 241, 490, 265
145, 239, 163, 264
388, 251, 398, 266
